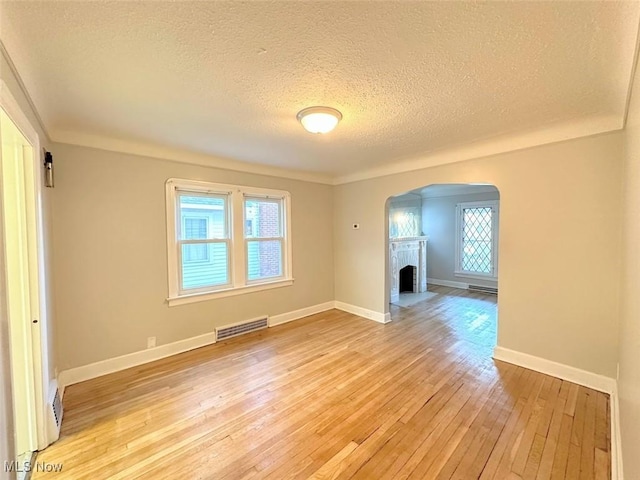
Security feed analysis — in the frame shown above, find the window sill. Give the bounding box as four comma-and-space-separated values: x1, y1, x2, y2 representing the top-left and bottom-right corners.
454, 271, 498, 282
167, 278, 294, 306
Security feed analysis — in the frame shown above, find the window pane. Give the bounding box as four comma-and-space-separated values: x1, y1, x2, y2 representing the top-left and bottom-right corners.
183, 243, 208, 263
181, 242, 229, 289
389, 208, 420, 238
247, 240, 282, 281
179, 194, 226, 239
461, 207, 493, 274
184, 217, 207, 240
244, 198, 282, 238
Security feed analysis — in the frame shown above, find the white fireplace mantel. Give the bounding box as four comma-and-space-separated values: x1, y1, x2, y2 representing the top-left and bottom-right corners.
389, 236, 428, 303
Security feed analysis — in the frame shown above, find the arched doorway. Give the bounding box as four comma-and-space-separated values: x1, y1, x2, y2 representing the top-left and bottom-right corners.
386, 183, 500, 350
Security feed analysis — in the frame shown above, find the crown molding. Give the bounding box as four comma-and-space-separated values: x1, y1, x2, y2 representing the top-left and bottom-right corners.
418, 185, 498, 199
0, 40, 51, 141
51, 130, 334, 185
333, 115, 624, 185
53, 113, 624, 187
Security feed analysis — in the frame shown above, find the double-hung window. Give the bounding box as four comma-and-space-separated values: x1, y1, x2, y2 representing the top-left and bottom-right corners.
166, 179, 292, 305
245, 197, 285, 282
455, 201, 499, 279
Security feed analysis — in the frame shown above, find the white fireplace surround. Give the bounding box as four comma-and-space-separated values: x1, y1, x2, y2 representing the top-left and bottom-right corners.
389, 236, 428, 303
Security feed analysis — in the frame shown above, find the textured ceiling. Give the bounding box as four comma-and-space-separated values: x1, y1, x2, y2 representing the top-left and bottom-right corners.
415, 184, 499, 199
1, 1, 639, 180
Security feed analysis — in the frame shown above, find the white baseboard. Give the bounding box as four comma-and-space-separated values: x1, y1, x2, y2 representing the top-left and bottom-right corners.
59, 301, 337, 390
427, 277, 469, 289
269, 301, 335, 327
59, 331, 218, 390
493, 346, 623, 477
334, 301, 391, 324
611, 383, 624, 480
493, 346, 616, 394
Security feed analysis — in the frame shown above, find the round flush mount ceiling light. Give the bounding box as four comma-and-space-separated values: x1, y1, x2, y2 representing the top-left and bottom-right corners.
296, 106, 342, 134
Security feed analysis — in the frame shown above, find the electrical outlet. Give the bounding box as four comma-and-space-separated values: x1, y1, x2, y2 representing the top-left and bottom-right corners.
352, 223, 360, 229
147, 336, 156, 349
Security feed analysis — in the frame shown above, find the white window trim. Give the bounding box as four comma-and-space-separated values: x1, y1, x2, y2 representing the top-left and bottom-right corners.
166, 178, 293, 306
454, 200, 499, 280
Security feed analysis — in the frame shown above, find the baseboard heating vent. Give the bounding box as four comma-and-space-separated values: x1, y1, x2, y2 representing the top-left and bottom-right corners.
468, 284, 498, 295
215, 316, 268, 341
46, 380, 63, 442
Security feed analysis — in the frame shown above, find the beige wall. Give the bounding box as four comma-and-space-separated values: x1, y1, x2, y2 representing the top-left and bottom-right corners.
50, 143, 334, 370
334, 132, 623, 377
619, 51, 640, 478
422, 190, 499, 288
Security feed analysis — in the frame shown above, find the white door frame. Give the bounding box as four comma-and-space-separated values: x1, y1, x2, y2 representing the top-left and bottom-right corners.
0, 79, 50, 451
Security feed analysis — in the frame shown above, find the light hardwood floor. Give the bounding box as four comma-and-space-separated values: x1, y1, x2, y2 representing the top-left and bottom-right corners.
34, 286, 610, 479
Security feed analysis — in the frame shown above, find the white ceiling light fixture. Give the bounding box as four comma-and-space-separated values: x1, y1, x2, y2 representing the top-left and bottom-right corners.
297, 106, 342, 134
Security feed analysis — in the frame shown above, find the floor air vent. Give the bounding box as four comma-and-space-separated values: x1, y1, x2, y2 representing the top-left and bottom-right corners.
47, 381, 63, 442
215, 316, 268, 341
468, 284, 498, 295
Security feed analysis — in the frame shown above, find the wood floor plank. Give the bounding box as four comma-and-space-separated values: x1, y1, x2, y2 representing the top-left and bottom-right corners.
536, 378, 562, 439
594, 448, 609, 480
566, 443, 582, 479
511, 385, 546, 475
550, 414, 574, 480
32, 286, 610, 480
522, 434, 546, 480
484, 372, 546, 479
580, 390, 597, 479
565, 384, 580, 417
306, 441, 359, 480
594, 392, 609, 452
462, 385, 517, 479
570, 388, 588, 447
536, 396, 567, 480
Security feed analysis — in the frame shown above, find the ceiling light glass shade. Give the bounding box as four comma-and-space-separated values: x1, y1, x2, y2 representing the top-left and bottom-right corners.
297, 106, 342, 134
